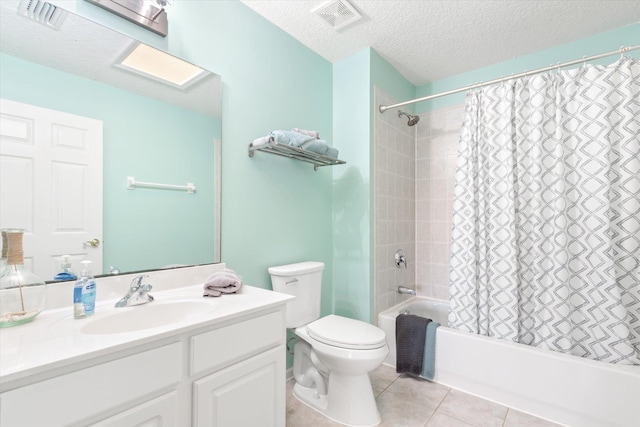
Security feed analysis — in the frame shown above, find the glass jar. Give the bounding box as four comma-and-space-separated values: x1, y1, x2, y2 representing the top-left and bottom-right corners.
0, 229, 47, 327
0, 229, 8, 270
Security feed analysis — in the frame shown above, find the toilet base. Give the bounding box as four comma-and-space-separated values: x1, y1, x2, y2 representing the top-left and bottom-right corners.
293, 372, 381, 427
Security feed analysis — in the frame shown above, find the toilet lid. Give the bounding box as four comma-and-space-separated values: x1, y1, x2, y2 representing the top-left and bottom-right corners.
306, 315, 386, 350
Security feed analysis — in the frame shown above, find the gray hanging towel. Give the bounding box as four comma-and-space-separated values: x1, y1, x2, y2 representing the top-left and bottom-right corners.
396, 314, 431, 375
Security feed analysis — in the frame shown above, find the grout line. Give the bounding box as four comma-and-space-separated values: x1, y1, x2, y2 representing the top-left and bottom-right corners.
380, 370, 400, 392
423, 387, 451, 427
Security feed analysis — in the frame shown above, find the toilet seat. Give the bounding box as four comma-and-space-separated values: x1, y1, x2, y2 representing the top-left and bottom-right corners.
306, 314, 386, 350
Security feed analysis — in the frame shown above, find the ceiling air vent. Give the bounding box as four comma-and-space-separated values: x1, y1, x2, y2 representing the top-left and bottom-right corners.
18, 0, 68, 30
312, 0, 362, 31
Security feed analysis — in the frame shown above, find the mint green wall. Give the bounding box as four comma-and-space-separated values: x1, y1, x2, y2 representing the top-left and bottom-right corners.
170, 2, 334, 371
0, 53, 218, 274
46, 1, 335, 301
332, 49, 371, 322
169, 2, 335, 299
332, 48, 414, 322
415, 23, 640, 112
370, 49, 416, 114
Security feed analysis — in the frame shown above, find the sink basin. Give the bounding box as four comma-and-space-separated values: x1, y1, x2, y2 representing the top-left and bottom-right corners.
81, 300, 212, 335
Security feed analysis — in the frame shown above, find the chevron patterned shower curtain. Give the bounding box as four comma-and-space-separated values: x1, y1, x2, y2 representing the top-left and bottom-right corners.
448, 57, 640, 365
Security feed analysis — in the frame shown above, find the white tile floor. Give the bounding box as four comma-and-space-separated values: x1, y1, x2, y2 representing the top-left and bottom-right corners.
286, 364, 562, 427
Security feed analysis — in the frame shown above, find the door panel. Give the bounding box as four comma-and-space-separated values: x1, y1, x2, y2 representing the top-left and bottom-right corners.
0, 99, 103, 280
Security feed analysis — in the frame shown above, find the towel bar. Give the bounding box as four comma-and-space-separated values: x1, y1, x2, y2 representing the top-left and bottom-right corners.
248, 140, 345, 171
127, 176, 196, 193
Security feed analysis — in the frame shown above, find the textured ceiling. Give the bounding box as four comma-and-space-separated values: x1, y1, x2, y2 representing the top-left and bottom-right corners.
241, 0, 640, 86
0, 0, 221, 118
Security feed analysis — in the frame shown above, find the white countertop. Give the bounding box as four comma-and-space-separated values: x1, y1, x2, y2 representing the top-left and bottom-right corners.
0, 266, 292, 388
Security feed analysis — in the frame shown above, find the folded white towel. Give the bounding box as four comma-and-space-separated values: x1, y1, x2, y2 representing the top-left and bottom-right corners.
252, 136, 274, 147
292, 128, 320, 139
203, 269, 242, 297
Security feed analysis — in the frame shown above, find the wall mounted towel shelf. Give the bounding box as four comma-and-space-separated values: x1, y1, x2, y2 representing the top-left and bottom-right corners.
248, 140, 345, 171
127, 176, 196, 193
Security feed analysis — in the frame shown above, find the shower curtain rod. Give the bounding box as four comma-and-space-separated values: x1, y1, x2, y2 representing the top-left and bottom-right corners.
378, 44, 640, 113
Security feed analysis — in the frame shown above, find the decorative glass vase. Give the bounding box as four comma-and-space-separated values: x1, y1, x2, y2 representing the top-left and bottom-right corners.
0, 229, 47, 327
0, 229, 8, 270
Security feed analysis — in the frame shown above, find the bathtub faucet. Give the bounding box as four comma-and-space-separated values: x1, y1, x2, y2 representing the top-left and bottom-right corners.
397, 286, 416, 296
394, 249, 407, 268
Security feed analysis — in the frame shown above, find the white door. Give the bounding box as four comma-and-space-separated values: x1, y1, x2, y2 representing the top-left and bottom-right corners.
0, 99, 103, 280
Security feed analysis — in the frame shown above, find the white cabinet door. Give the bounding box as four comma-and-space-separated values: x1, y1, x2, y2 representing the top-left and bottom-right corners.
89, 392, 178, 427
193, 346, 285, 427
0, 98, 103, 279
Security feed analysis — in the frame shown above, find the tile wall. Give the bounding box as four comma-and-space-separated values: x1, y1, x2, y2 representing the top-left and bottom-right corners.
374, 86, 465, 320
415, 103, 465, 301
373, 88, 416, 319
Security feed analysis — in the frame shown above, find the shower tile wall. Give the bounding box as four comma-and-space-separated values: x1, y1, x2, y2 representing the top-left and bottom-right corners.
415, 104, 465, 301
373, 87, 416, 320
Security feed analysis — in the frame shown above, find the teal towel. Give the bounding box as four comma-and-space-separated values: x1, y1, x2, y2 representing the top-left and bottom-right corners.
268, 130, 337, 158
303, 141, 338, 158
300, 138, 329, 156
268, 130, 315, 147
324, 146, 339, 159
420, 322, 440, 380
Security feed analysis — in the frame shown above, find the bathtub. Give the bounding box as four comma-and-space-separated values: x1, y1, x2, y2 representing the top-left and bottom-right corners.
378, 297, 640, 427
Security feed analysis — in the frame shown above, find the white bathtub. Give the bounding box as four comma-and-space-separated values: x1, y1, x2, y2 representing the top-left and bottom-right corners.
378, 297, 640, 427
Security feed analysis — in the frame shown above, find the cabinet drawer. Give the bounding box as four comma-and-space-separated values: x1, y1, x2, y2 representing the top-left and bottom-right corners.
90, 391, 177, 427
0, 342, 182, 427
190, 310, 283, 376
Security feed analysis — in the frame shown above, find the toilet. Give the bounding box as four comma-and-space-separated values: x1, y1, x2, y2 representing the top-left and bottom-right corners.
269, 261, 388, 427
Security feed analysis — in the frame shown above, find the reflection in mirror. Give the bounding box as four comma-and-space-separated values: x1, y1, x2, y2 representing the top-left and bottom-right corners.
0, 0, 221, 281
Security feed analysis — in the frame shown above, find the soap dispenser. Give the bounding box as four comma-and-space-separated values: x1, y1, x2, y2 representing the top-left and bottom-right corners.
54, 255, 77, 281
74, 260, 97, 319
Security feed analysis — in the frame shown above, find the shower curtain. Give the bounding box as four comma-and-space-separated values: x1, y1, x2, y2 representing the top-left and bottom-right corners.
448, 57, 640, 365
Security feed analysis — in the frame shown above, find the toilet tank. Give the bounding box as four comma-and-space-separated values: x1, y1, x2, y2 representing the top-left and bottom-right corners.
268, 261, 324, 328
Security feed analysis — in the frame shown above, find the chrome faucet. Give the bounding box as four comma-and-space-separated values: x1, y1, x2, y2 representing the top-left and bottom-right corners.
397, 286, 416, 296
115, 274, 154, 307
395, 249, 407, 268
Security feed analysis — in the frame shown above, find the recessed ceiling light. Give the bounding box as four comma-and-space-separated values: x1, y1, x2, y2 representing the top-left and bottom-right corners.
116, 43, 208, 89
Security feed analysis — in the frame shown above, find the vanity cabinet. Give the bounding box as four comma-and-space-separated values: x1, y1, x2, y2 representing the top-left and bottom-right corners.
0, 306, 287, 427
193, 347, 283, 426
0, 343, 183, 427
190, 310, 286, 427
90, 392, 178, 427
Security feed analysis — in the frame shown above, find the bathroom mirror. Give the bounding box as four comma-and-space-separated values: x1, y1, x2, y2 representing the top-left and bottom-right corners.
0, 0, 221, 280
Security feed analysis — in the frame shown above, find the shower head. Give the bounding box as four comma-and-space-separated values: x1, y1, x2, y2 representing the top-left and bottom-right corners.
398, 110, 420, 126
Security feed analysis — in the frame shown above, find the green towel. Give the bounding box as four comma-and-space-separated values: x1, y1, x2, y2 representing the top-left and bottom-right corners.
420, 322, 440, 380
